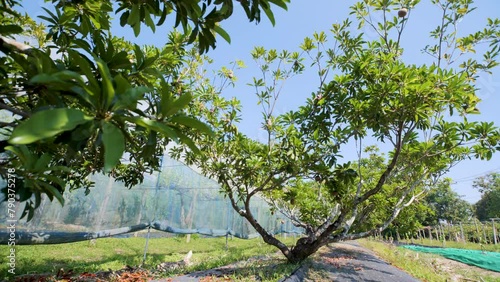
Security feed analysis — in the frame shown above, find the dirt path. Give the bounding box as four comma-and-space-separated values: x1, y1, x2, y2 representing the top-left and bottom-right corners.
283, 241, 420, 282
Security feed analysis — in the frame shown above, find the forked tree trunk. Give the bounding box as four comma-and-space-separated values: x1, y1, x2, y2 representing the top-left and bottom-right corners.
287, 237, 327, 263
240, 205, 331, 263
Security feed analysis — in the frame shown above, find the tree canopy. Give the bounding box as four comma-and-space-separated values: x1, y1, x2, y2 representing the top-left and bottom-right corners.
424, 178, 472, 225
0, 0, 289, 219
2, 0, 500, 265
473, 172, 500, 220
173, 0, 500, 263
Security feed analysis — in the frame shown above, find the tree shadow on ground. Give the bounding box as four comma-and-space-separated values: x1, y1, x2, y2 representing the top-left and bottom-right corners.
176, 257, 297, 281
301, 243, 419, 282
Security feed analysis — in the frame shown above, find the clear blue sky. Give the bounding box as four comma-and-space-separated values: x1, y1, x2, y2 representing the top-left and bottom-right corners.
22, 0, 500, 203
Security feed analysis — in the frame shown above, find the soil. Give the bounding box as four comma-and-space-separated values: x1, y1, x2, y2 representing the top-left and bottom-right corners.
425, 255, 500, 281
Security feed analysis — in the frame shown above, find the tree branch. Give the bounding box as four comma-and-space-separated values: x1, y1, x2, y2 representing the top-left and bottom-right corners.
242, 191, 292, 259
267, 198, 310, 230
0, 35, 33, 55
0, 121, 16, 127
356, 122, 404, 204
340, 174, 426, 241
314, 203, 341, 237
0, 102, 30, 118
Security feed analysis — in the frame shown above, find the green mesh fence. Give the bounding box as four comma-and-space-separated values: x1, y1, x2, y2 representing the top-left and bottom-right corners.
402, 245, 500, 272
0, 155, 303, 244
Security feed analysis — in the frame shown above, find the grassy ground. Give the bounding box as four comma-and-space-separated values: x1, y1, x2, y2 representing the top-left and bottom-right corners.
1, 234, 299, 281
6, 234, 499, 281
358, 238, 500, 282
397, 237, 500, 252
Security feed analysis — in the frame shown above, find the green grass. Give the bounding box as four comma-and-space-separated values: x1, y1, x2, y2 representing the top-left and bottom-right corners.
0, 235, 300, 281
358, 238, 500, 282
398, 237, 500, 252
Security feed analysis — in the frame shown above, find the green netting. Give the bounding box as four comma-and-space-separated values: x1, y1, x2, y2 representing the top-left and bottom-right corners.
402, 245, 500, 272
0, 154, 303, 244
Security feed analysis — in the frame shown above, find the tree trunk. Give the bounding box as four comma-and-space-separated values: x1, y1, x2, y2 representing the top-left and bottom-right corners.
246, 211, 328, 263
286, 237, 326, 263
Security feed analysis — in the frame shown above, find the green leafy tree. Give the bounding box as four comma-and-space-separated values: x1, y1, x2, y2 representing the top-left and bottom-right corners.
424, 178, 473, 225
0, 0, 289, 219
473, 172, 500, 220
347, 146, 433, 236
173, 0, 500, 263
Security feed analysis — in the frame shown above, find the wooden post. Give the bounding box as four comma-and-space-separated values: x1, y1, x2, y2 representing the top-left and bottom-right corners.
429, 227, 433, 241
492, 219, 498, 245
482, 222, 488, 244
474, 219, 481, 243
443, 224, 447, 247
459, 222, 465, 244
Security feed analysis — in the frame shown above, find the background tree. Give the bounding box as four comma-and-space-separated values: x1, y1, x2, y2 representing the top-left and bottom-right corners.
423, 178, 473, 225
0, 0, 288, 219
473, 172, 500, 220
174, 0, 500, 263
347, 146, 434, 236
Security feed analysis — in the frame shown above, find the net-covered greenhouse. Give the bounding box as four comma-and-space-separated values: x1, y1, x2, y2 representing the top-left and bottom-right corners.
0, 155, 303, 245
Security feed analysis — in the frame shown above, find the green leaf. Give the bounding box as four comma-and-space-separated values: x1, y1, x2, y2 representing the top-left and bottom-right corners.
144, 8, 156, 32
30, 70, 84, 92
4, 145, 34, 167
33, 153, 53, 172
268, 0, 289, 10
111, 74, 151, 111
128, 4, 140, 25
0, 24, 23, 35
157, 6, 168, 26
164, 93, 193, 117
214, 25, 231, 44
174, 129, 200, 154
133, 21, 141, 37
101, 121, 125, 172
262, 7, 276, 26
125, 116, 179, 141
68, 50, 99, 95
119, 10, 129, 27
159, 81, 173, 116
96, 59, 115, 109
38, 182, 64, 205
44, 175, 66, 189
112, 86, 150, 111
169, 115, 213, 135
9, 108, 93, 144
